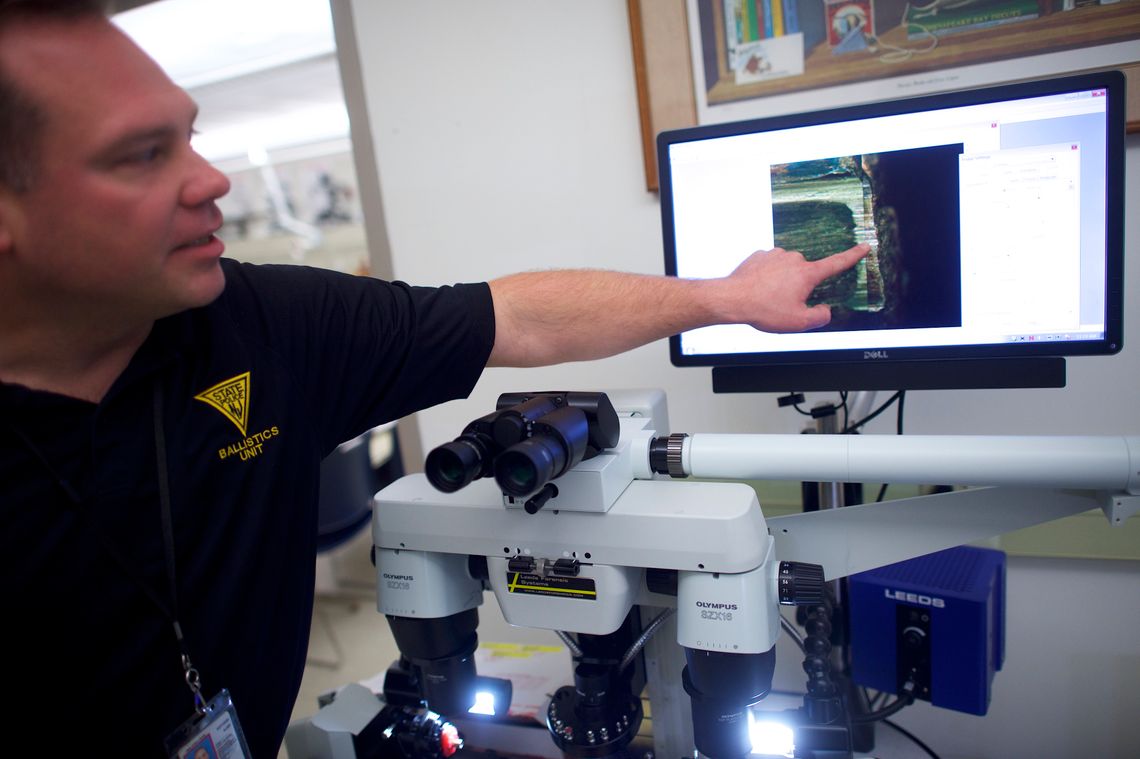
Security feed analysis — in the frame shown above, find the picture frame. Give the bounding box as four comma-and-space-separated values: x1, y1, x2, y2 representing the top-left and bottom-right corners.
629, 0, 1140, 190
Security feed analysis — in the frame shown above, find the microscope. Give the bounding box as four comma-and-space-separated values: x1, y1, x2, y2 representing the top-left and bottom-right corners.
375, 389, 827, 758
294, 389, 1139, 759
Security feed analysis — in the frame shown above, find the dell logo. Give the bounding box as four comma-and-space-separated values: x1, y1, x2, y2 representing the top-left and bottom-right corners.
863, 350, 890, 360
884, 588, 945, 608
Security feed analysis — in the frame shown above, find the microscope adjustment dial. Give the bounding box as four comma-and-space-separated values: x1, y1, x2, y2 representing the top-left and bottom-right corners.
777, 561, 826, 605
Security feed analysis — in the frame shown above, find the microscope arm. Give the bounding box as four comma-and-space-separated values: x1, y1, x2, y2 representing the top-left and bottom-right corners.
646, 432, 1140, 579
768, 487, 1104, 581
668, 433, 1140, 493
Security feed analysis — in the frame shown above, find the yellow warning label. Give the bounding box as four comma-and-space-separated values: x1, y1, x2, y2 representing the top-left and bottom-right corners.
506, 572, 597, 600
194, 372, 251, 436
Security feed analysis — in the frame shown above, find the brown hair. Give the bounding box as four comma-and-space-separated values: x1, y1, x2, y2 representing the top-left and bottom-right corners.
0, 1, 109, 191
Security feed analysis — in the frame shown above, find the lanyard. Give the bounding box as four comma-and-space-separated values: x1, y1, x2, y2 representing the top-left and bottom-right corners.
7, 382, 207, 715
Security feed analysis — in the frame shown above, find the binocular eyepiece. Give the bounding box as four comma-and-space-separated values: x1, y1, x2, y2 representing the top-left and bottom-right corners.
425, 392, 619, 497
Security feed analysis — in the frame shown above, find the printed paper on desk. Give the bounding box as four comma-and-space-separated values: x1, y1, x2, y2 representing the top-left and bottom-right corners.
475, 643, 573, 722
311, 683, 383, 736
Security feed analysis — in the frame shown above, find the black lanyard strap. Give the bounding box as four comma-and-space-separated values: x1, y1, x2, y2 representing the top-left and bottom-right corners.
7, 381, 206, 713
153, 383, 207, 713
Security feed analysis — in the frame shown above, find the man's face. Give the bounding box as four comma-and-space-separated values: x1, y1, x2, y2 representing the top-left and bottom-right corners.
0, 16, 231, 322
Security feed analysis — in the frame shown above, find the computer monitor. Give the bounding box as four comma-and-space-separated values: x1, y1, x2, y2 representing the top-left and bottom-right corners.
657, 71, 1126, 392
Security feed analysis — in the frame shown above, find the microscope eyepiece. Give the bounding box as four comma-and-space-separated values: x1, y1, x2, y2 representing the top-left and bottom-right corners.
494, 442, 546, 496
493, 406, 588, 497
424, 392, 618, 495
425, 437, 487, 493
425, 413, 502, 493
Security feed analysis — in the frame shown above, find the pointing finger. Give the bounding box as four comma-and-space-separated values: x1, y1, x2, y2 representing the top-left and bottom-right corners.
812, 243, 870, 281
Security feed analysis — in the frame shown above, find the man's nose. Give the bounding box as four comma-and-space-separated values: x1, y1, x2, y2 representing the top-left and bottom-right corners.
182, 149, 231, 207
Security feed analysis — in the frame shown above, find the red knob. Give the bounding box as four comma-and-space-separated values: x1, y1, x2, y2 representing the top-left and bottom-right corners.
440, 723, 464, 757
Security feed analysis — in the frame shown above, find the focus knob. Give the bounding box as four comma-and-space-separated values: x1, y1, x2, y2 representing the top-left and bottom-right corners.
777, 561, 826, 605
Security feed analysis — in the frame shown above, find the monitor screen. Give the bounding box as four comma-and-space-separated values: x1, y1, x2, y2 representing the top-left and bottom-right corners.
657, 72, 1125, 391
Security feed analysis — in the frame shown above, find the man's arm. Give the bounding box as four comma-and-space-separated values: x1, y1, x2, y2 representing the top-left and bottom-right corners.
487, 243, 869, 367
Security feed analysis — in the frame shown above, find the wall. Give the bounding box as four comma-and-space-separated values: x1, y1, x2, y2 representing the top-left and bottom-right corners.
335, 2, 1139, 756
338, 1, 1140, 444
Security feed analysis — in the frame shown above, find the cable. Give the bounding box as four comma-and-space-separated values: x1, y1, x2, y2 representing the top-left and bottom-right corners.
862, 686, 888, 711
883, 718, 942, 759
851, 693, 913, 723
760, 689, 940, 757
556, 630, 583, 658
896, 390, 907, 435
850, 680, 916, 723
843, 390, 903, 434
848, 390, 878, 425
618, 607, 675, 671
789, 392, 849, 424
790, 399, 815, 417
872, 689, 888, 711
780, 615, 805, 653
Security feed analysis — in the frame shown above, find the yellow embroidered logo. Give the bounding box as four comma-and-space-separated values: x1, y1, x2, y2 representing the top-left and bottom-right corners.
194, 372, 250, 436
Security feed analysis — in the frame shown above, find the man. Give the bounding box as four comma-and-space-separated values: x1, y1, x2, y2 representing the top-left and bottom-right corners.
0, 1, 866, 755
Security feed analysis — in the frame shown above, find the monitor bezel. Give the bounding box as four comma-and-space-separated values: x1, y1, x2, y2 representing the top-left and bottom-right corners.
657, 71, 1126, 378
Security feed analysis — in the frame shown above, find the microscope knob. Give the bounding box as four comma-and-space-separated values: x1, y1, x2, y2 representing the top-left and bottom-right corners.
439, 723, 463, 757
649, 433, 688, 478
777, 561, 826, 605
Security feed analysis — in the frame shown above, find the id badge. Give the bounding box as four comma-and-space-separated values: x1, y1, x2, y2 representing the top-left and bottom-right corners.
165, 689, 252, 759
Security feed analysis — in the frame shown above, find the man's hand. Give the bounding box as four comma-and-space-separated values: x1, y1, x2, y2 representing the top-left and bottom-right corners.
719, 243, 870, 332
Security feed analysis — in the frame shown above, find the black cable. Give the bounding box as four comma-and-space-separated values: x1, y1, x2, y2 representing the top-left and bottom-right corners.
843, 390, 902, 434
873, 690, 888, 711
789, 392, 850, 423
757, 689, 940, 758
863, 686, 887, 711
850, 691, 914, 723
790, 401, 815, 417
883, 718, 942, 759
896, 390, 907, 435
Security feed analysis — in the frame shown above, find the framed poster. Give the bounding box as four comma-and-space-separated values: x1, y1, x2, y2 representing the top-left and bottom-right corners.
630, 0, 1140, 189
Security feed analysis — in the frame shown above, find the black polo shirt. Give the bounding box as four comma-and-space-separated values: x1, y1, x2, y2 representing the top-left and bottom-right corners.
0, 259, 494, 757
